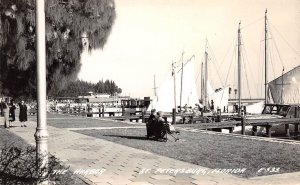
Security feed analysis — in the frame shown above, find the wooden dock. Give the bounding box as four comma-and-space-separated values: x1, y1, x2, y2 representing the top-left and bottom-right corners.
60, 109, 300, 139
189, 118, 300, 138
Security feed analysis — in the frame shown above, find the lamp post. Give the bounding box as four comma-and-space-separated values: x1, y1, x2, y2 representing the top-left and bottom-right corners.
34, 0, 49, 184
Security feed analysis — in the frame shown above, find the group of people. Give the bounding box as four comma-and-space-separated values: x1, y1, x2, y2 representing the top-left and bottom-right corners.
146, 109, 178, 141
0, 98, 28, 128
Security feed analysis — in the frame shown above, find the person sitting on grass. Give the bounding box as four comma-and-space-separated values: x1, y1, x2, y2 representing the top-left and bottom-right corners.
146, 109, 156, 138
153, 111, 168, 141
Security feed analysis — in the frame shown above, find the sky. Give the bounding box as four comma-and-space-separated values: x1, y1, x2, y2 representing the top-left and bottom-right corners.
78, 0, 300, 99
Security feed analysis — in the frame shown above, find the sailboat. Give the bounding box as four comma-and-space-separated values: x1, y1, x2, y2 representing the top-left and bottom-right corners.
249, 10, 300, 111
150, 49, 230, 115
200, 42, 229, 113
241, 10, 300, 136
149, 55, 199, 113
268, 65, 300, 104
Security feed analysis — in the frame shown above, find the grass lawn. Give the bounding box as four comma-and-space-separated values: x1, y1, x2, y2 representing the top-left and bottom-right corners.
75, 127, 300, 178
28, 113, 142, 128
0, 125, 87, 185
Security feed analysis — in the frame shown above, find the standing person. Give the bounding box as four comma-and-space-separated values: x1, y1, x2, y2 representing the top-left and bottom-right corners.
210, 100, 215, 112
1, 98, 9, 128
19, 100, 28, 127
198, 100, 204, 112
9, 100, 16, 125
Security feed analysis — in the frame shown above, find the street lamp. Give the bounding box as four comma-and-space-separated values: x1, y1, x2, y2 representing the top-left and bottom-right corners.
34, 0, 49, 184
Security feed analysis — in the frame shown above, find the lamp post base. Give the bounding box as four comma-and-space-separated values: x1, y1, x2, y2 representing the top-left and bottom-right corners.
35, 128, 49, 185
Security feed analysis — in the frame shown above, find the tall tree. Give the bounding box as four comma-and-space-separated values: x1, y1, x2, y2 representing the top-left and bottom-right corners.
0, 0, 116, 98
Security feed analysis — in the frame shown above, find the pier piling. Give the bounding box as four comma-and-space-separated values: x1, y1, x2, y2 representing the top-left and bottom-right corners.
295, 123, 299, 139
102, 107, 105, 117
266, 125, 272, 137
172, 108, 176, 125
142, 110, 145, 123
285, 124, 290, 137
241, 117, 245, 135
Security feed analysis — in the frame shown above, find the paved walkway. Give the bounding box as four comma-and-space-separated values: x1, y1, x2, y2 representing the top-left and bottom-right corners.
5, 119, 300, 185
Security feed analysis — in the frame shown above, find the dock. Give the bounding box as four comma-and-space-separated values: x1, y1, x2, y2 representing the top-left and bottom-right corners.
58, 109, 300, 139
183, 118, 300, 138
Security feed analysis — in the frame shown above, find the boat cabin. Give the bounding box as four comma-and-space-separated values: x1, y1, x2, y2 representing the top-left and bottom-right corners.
262, 104, 300, 118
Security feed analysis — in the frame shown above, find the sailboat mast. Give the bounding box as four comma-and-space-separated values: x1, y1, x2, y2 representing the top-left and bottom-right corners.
201, 62, 204, 102
238, 21, 242, 114
180, 51, 184, 112
172, 62, 177, 110
153, 75, 158, 101
204, 50, 208, 109
265, 9, 268, 104
281, 67, 284, 104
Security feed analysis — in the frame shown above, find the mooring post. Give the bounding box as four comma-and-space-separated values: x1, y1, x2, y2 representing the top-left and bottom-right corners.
102, 106, 105, 117
285, 124, 290, 137
122, 105, 125, 116
294, 106, 299, 139
142, 109, 145, 123
172, 108, 176, 125
266, 125, 272, 137
295, 123, 299, 139
295, 106, 299, 118
241, 116, 245, 135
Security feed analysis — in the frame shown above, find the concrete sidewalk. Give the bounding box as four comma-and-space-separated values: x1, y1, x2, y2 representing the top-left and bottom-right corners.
6, 120, 300, 185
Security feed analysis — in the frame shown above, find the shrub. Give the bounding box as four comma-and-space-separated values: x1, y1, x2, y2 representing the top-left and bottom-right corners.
0, 144, 84, 185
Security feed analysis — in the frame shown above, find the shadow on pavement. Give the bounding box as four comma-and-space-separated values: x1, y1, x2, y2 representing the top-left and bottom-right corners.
103, 134, 150, 141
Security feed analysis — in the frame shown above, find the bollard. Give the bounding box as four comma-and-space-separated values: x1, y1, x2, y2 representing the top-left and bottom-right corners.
285, 124, 290, 137
252, 126, 257, 136
295, 124, 299, 139
266, 125, 272, 137
142, 110, 145, 123
122, 106, 125, 116
172, 108, 176, 125
241, 117, 245, 135
295, 106, 300, 118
